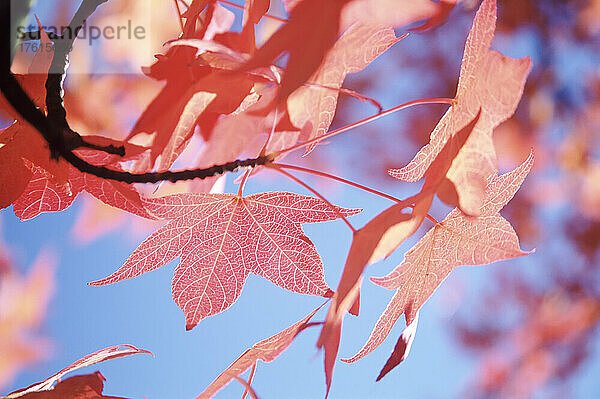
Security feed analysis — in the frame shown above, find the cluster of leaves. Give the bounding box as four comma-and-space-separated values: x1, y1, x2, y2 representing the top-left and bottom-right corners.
0, 0, 537, 397
356, 1, 600, 395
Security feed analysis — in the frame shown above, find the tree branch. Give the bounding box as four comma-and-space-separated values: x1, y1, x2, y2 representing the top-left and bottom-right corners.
44, 0, 123, 158
0, 0, 275, 184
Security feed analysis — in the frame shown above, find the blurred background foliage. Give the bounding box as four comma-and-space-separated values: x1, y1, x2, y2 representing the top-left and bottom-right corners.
331, 1, 600, 397
1, 1, 599, 398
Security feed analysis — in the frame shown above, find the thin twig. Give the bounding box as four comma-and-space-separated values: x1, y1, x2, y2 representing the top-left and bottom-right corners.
275, 163, 440, 225
173, 0, 186, 33
267, 165, 357, 233
275, 163, 400, 203
218, 0, 288, 23
241, 363, 257, 399
274, 97, 455, 157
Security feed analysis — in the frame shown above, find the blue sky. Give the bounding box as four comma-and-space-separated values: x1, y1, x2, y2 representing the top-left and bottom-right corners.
3, 1, 599, 398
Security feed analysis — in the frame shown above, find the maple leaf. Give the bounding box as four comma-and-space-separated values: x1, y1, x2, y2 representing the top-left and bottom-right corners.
197, 303, 325, 398
130, 2, 253, 166
9, 372, 122, 399
0, 27, 65, 207
287, 23, 400, 155
0, 22, 150, 221
388, 0, 532, 216
241, 0, 351, 106
11, 140, 152, 221
316, 109, 481, 356
315, 201, 414, 398
340, 0, 440, 29
343, 150, 535, 370
3, 345, 152, 399
315, 111, 481, 392
90, 192, 360, 330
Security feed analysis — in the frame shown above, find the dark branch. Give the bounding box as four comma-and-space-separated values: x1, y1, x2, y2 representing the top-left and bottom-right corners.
0, 0, 274, 184
69, 135, 126, 156
0, 69, 274, 183
45, 0, 115, 159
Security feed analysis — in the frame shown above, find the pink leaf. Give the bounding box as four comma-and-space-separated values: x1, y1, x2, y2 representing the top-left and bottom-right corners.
13, 144, 153, 221
388, 0, 532, 216
197, 304, 324, 399
5, 345, 152, 398
286, 24, 400, 155
343, 151, 534, 367
90, 192, 360, 330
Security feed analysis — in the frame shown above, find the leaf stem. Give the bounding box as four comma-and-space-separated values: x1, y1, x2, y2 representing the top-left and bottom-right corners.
267, 165, 358, 234
173, 0, 186, 32
275, 163, 400, 203
218, 0, 288, 23
274, 163, 440, 225
237, 169, 251, 197
260, 108, 278, 157
274, 97, 455, 157
409, 203, 439, 225
241, 363, 257, 399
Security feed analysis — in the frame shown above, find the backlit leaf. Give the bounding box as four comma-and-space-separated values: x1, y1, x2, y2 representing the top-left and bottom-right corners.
90, 192, 360, 330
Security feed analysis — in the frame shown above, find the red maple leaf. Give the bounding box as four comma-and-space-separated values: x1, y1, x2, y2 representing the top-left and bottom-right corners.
11, 140, 152, 221
343, 151, 535, 371
315, 111, 481, 393
287, 23, 401, 154
11, 372, 120, 399
90, 192, 360, 330
0, 26, 64, 208
0, 22, 150, 221
389, 0, 532, 216
241, 0, 350, 107
130, 2, 254, 166
4, 345, 152, 398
